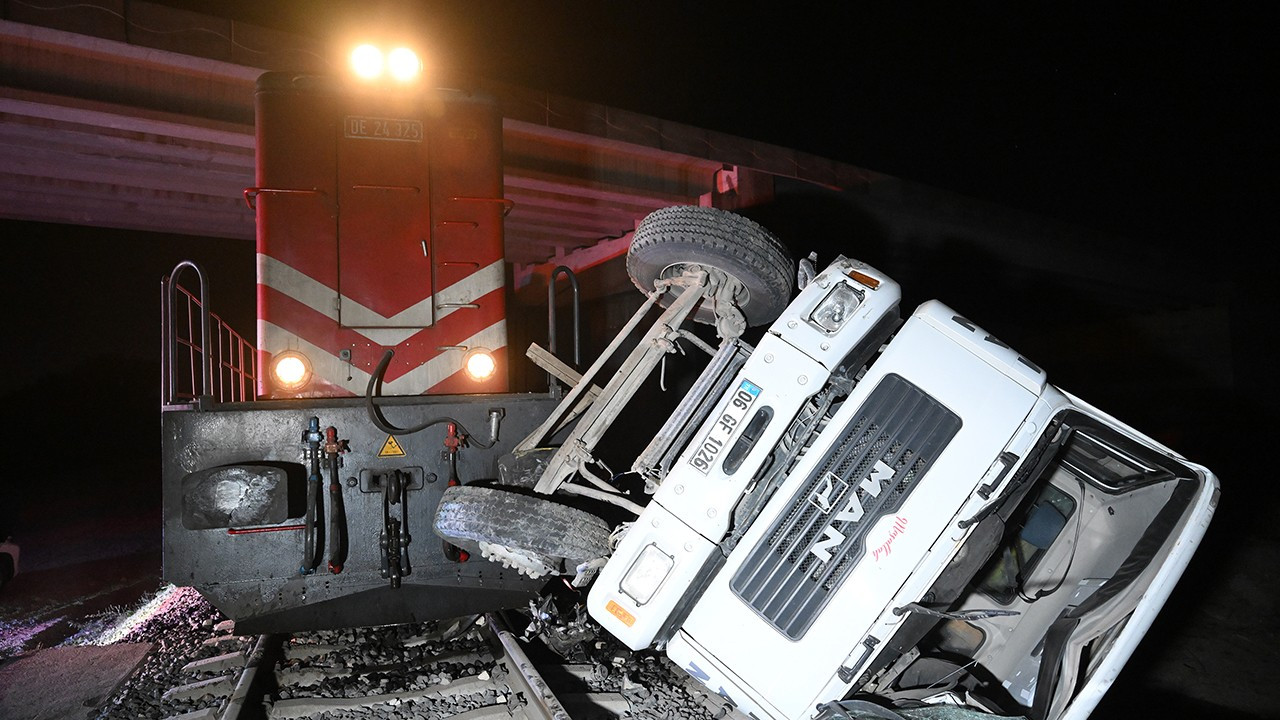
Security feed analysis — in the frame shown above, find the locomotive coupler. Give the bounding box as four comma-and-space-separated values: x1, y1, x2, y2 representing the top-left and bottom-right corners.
379, 468, 412, 588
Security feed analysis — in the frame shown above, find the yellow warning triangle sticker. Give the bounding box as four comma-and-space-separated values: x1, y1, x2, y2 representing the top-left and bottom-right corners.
378, 435, 406, 457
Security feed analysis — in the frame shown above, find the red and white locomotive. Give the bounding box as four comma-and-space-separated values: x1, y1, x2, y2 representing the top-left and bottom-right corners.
162, 47, 553, 632
253, 57, 508, 399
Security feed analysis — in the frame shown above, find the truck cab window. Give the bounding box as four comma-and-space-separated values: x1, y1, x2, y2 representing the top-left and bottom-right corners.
978, 483, 1076, 604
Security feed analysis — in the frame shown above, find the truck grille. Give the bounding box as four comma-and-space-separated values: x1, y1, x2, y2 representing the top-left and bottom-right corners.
729, 373, 961, 640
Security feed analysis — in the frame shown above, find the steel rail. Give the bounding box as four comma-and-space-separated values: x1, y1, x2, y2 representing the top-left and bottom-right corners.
219, 634, 280, 720
484, 613, 571, 720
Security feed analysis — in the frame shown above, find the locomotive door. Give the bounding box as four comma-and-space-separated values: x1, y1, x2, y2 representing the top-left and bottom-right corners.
336, 112, 434, 332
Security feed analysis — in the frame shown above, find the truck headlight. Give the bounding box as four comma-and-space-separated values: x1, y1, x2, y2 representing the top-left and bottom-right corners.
272, 351, 311, 391
619, 543, 674, 606
809, 282, 863, 334
464, 348, 496, 381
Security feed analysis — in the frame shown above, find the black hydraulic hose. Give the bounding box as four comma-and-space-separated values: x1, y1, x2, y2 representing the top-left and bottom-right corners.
301, 417, 323, 574
326, 429, 345, 574
364, 349, 495, 447
302, 474, 317, 572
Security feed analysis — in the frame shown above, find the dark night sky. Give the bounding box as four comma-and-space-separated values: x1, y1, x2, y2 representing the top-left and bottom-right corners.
146, 1, 1269, 253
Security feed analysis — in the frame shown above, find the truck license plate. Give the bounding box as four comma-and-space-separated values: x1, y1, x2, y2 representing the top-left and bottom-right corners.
688, 379, 761, 474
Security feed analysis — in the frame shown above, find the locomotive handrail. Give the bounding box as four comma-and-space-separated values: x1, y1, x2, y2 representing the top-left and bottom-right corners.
448, 195, 515, 216
350, 184, 419, 192
163, 260, 211, 404
242, 186, 324, 210
162, 261, 258, 406
547, 265, 581, 393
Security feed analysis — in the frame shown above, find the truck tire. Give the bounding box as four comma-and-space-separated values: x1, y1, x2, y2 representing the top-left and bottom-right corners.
433, 485, 610, 574
627, 205, 795, 327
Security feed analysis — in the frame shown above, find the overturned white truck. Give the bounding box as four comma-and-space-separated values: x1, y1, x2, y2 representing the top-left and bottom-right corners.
433, 205, 1219, 720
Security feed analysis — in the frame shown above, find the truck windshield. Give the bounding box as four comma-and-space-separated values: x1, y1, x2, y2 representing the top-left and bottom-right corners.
974, 415, 1193, 606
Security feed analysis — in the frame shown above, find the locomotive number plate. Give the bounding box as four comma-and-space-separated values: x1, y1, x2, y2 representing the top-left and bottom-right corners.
344, 115, 423, 142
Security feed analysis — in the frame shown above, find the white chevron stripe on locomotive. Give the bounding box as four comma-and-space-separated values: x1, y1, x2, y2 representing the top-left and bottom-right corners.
256, 254, 504, 346
258, 318, 508, 396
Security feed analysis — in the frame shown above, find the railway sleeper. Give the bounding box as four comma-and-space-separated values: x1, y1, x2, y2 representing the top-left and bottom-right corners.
276, 648, 495, 687
160, 707, 221, 720
181, 649, 249, 675
266, 672, 506, 719
161, 673, 236, 703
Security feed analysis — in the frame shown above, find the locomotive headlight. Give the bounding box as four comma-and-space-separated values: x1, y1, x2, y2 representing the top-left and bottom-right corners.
464, 348, 496, 381
386, 47, 422, 82
350, 44, 384, 79
272, 351, 312, 390
809, 282, 863, 334
619, 543, 675, 606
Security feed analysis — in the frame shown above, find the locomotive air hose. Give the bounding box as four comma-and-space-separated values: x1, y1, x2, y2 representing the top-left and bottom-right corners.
364, 349, 495, 448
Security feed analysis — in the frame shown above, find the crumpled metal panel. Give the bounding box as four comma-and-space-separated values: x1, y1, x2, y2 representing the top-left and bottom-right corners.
181, 464, 292, 530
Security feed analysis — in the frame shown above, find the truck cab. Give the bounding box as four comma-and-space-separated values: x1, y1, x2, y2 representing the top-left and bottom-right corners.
423, 205, 1217, 719
585, 255, 1217, 719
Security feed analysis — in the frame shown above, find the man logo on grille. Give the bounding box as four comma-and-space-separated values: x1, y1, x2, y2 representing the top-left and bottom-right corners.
808, 473, 848, 513
809, 459, 895, 563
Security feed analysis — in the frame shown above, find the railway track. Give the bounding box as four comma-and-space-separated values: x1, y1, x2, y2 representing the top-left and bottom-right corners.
268, 614, 546, 720
92, 592, 743, 720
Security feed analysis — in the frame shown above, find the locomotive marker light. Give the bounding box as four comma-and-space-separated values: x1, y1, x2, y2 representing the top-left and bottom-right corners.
271, 351, 312, 391
464, 348, 497, 382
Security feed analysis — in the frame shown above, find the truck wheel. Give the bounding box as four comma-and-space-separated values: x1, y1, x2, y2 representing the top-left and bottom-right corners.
628, 205, 795, 327
433, 486, 610, 577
